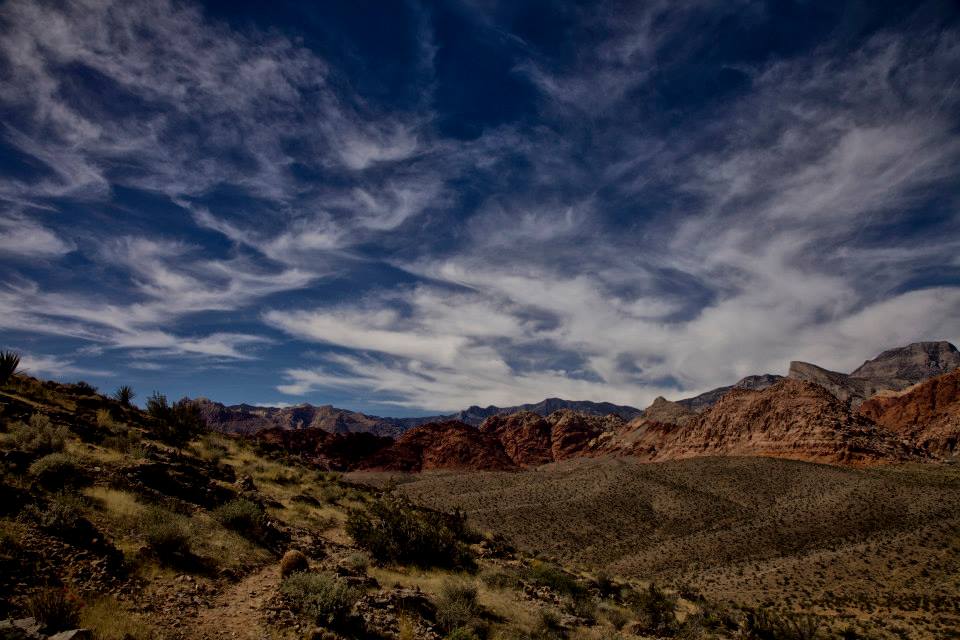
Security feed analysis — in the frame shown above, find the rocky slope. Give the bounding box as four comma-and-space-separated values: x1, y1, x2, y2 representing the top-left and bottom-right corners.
851, 341, 960, 381
675, 374, 783, 412
858, 369, 960, 456
451, 398, 642, 426
788, 341, 960, 408
640, 396, 696, 425
356, 421, 517, 472
478, 410, 623, 466
616, 379, 927, 465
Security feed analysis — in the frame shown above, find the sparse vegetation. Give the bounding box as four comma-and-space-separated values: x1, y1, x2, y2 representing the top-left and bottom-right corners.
4, 413, 68, 456
346, 494, 475, 568
28, 452, 90, 488
214, 498, 268, 540
142, 507, 192, 560
629, 583, 678, 636
25, 587, 81, 633
80, 597, 156, 640
280, 571, 360, 628
435, 580, 485, 635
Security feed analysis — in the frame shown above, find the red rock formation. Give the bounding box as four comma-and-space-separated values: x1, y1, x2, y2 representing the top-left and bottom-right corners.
479, 410, 623, 466
480, 411, 554, 466
858, 369, 960, 456
619, 379, 926, 465
357, 421, 517, 472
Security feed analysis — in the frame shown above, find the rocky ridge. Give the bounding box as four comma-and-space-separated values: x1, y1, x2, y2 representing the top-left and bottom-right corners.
858, 368, 960, 456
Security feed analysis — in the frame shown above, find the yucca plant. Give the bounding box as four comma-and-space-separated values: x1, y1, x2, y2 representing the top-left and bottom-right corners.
0, 350, 20, 385
113, 385, 135, 406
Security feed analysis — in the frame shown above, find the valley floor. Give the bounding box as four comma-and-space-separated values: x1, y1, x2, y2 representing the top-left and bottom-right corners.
349, 457, 960, 639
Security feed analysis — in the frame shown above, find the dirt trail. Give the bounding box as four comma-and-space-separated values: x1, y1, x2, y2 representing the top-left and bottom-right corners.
191, 565, 281, 640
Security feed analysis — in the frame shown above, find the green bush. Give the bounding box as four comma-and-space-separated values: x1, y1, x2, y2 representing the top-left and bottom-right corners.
280, 571, 359, 627
142, 508, 191, 559
29, 453, 90, 488
436, 580, 483, 634
447, 627, 481, 640
25, 492, 86, 530
527, 562, 584, 598
214, 498, 268, 540
345, 495, 474, 568
8, 414, 68, 456
629, 583, 677, 636
146, 393, 206, 447
26, 587, 81, 633
73, 381, 98, 395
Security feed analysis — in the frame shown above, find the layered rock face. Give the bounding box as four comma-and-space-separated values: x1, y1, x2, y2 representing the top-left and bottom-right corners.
357, 421, 517, 472
858, 369, 960, 456
620, 379, 926, 465
788, 341, 960, 408
479, 410, 623, 466
851, 341, 960, 382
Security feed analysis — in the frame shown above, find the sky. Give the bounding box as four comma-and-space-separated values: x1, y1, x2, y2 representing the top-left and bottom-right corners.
1, 0, 960, 416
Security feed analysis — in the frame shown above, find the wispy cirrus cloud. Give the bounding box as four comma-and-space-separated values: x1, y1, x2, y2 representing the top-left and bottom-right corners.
0, 0, 957, 410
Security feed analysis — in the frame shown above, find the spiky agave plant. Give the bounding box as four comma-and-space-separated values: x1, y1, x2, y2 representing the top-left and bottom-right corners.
113, 385, 135, 406
0, 350, 20, 385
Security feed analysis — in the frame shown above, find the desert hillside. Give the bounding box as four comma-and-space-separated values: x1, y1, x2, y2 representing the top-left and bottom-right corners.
354, 457, 960, 640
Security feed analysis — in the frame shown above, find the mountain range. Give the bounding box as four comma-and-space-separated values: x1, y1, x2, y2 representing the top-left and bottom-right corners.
244, 340, 960, 472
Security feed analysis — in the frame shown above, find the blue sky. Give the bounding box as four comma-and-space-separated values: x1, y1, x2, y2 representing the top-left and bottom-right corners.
1, 0, 959, 415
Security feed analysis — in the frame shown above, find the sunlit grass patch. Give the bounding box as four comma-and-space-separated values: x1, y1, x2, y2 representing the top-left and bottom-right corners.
80, 596, 158, 640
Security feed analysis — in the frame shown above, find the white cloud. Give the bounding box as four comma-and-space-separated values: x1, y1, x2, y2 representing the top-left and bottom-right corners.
0, 215, 74, 257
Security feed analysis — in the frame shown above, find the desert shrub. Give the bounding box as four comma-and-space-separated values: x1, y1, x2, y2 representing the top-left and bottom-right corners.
268, 469, 301, 485
102, 425, 142, 453
526, 562, 584, 598
629, 583, 678, 636
280, 571, 359, 627
531, 609, 565, 640
25, 587, 81, 633
214, 498, 268, 540
480, 567, 523, 590
567, 590, 597, 622
0, 350, 20, 385
73, 381, 98, 395
743, 609, 823, 640
345, 495, 474, 568
96, 408, 115, 430
29, 452, 90, 488
344, 551, 370, 574
113, 385, 136, 407
7, 414, 68, 456
80, 597, 156, 640
142, 508, 191, 560
436, 580, 484, 634
146, 393, 206, 447
280, 549, 310, 577
447, 627, 481, 640
600, 603, 630, 630
24, 492, 86, 530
